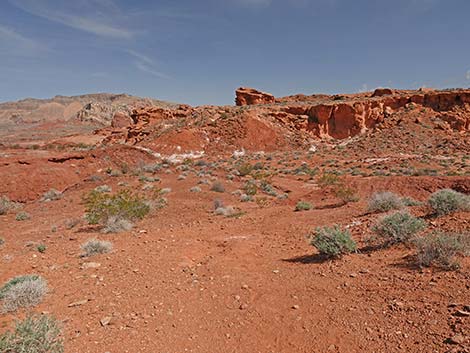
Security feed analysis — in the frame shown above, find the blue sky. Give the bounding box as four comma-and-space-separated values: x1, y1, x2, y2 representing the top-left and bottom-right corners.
1, 0, 470, 105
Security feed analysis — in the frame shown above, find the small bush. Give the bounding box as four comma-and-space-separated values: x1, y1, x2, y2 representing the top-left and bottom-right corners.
102, 216, 133, 234
15, 211, 30, 221
0, 196, 12, 215
414, 232, 469, 270
295, 201, 312, 212
81, 239, 112, 257
40, 189, 62, 202
371, 211, 426, 247
190, 186, 202, 193
243, 181, 258, 196
210, 181, 225, 193
428, 189, 470, 216
335, 185, 359, 203
237, 163, 253, 177
0, 275, 39, 299
1, 275, 47, 312
83, 189, 150, 225
368, 191, 404, 213
37, 244, 46, 253
317, 173, 340, 187
0, 314, 63, 353
309, 226, 357, 258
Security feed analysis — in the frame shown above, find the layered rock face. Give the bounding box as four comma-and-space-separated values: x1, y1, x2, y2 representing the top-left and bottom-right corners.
235, 87, 275, 106
237, 87, 470, 139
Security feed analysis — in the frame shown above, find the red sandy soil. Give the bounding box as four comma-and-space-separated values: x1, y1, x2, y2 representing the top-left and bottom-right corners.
0, 88, 469, 353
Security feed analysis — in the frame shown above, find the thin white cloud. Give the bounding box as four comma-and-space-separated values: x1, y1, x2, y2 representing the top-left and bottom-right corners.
134, 61, 170, 80
0, 24, 45, 54
125, 49, 170, 79
9, 0, 134, 39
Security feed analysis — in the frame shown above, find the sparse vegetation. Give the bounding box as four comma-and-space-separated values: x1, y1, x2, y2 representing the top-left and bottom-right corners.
0, 314, 63, 353
371, 211, 426, 247
428, 189, 470, 216
0, 275, 47, 312
15, 211, 31, 221
368, 191, 404, 212
414, 232, 470, 270
210, 181, 225, 193
37, 244, 46, 253
83, 189, 150, 227
40, 189, 62, 202
81, 239, 113, 257
309, 225, 357, 258
295, 201, 312, 212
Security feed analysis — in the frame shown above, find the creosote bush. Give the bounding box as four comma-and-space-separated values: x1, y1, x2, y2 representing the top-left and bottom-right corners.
371, 211, 426, 247
40, 189, 62, 202
309, 225, 357, 258
83, 189, 150, 226
295, 201, 312, 212
428, 189, 470, 216
210, 181, 225, 193
368, 191, 404, 213
414, 232, 470, 270
81, 239, 113, 257
0, 314, 64, 353
0, 275, 47, 312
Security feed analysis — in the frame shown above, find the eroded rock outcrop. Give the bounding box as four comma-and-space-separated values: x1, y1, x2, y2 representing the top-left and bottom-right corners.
235, 87, 275, 106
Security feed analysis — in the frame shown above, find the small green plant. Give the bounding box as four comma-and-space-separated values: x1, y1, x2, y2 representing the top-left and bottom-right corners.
15, 211, 31, 221
0, 275, 47, 312
37, 244, 46, 253
0, 314, 64, 353
237, 163, 253, 177
309, 225, 357, 258
83, 189, 150, 225
368, 191, 404, 213
80, 239, 113, 257
335, 185, 359, 203
414, 232, 469, 270
428, 189, 470, 216
371, 211, 426, 247
243, 180, 258, 196
317, 173, 340, 187
295, 201, 312, 212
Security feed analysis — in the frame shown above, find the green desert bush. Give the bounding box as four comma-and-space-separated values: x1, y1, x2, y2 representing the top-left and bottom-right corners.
0, 196, 12, 215
414, 232, 470, 270
309, 225, 357, 258
80, 239, 113, 257
295, 201, 312, 212
83, 189, 150, 226
428, 189, 470, 215
368, 191, 404, 213
0, 314, 63, 353
371, 211, 426, 247
0, 275, 47, 312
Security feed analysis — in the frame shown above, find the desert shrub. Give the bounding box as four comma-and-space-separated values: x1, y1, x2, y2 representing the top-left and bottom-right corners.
335, 185, 359, 203
402, 197, 422, 207
40, 189, 62, 202
240, 194, 253, 202
210, 181, 225, 193
83, 189, 150, 225
0, 196, 12, 215
81, 239, 112, 257
37, 244, 46, 253
260, 180, 277, 197
0, 314, 63, 353
309, 226, 357, 258
368, 192, 404, 212
295, 201, 312, 212
214, 206, 237, 217
213, 199, 224, 210
317, 173, 340, 187
102, 216, 133, 234
94, 185, 112, 193
243, 181, 258, 196
190, 186, 202, 193
414, 232, 469, 270
428, 189, 470, 216
371, 211, 426, 247
15, 212, 31, 221
237, 163, 253, 177
1, 275, 47, 312
0, 237, 4, 246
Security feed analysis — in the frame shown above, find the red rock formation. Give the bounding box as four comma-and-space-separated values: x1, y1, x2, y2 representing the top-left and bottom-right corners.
371, 88, 395, 97
235, 87, 275, 106
111, 112, 133, 128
